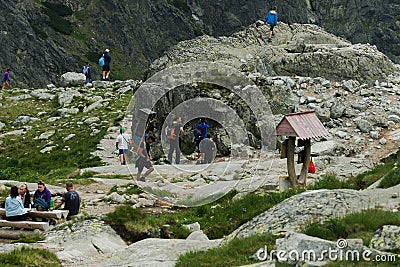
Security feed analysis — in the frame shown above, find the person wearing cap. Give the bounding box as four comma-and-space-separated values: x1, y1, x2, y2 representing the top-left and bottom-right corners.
116, 127, 132, 165
102, 49, 111, 80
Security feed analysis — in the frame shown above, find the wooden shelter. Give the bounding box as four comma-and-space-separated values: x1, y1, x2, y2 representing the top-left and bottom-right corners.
275, 111, 329, 187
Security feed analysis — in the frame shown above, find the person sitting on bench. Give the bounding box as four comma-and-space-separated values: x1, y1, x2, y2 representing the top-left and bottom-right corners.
54, 182, 80, 220
5, 186, 28, 221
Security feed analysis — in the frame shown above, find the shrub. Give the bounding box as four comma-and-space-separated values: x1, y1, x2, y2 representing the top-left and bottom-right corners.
176, 233, 280, 267
302, 210, 400, 246
309, 174, 349, 190
0, 246, 61, 267
42, 3, 73, 35
378, 165, 400, 188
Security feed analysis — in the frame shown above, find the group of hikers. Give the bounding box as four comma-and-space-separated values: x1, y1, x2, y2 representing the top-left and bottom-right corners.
3, 181, 80, 222
80, 48, 112, 85
116, 117, 217, 182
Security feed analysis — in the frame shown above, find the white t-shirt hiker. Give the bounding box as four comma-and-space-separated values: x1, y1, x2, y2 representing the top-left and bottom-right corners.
116, 128, 132, 165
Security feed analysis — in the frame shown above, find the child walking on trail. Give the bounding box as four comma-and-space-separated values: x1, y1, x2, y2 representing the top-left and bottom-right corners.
265, 6, 279, 42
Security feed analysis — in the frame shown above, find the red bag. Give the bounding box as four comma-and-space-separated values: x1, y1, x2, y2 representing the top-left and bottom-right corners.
308, 158, 316, 173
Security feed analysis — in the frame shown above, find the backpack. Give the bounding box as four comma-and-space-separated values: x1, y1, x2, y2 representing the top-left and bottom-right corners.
166, 125, 176, 140
99, 54, 105, 67
308, 158, 316, 174
194, 128, 202, 141
82, 66, 89, 75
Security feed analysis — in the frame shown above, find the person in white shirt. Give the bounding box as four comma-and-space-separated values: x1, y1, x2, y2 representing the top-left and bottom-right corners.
116, 127, 132, 165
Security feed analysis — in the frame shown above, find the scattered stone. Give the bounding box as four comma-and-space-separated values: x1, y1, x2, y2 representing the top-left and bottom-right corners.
183, 222, 201, 232
13, 116, 39, 126
369, 225, 400, 252
186, 230, 209, 241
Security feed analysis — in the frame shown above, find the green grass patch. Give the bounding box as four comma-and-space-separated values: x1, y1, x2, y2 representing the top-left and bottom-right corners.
0, 246, 61, 267
11, 232, 46, 243
42, 7, 73, 35
176, 233, 280, 267
104, 189, 304, 243
108, 183, 143, 195
309, 174, 351, 190
104, 205, 191, 243
167, 0, 190, 12
378, 165, 400, 188
302, 210, 400, 246
0, 88, 132, 178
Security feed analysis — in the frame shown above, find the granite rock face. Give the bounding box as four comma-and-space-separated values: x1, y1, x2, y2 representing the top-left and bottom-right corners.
1, 0, 399, 87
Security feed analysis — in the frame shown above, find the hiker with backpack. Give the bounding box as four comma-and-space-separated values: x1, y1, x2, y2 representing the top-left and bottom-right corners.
265, 6, 279, 42
80, 62, 92, 85
167, 116, 184, 164
99, 48, 111, 81
33, 181, 52, 211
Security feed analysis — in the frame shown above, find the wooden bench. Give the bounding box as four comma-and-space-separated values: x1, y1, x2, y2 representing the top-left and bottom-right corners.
0, 220, 49, 231
0, 208, 69, 220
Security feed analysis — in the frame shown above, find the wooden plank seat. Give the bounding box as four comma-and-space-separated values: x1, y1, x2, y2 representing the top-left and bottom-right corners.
0, 208, 69, 220
0, 219, 49, 231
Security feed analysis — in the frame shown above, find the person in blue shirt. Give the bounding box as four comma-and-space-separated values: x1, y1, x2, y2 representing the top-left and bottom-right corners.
102, 49, 112, 80
5, 186, 27, 221
195, 118, 210, 160
80, 62, 92, 85
265, 6, 279, 42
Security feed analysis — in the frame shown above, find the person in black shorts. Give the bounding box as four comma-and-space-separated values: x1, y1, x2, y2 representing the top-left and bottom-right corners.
136, 136, 155, 182
102, 49, 111, 80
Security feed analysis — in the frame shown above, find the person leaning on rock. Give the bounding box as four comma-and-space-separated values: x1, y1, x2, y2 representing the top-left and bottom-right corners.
54, 182, 80, 220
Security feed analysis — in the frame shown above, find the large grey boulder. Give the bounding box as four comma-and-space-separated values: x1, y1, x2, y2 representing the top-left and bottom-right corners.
60, 72, 85, 87
58, 89, 81, 107
274, 231, 383, 265
311, 140, 346, 156
98, 238, 221, 267
30, 89, 56, 101
46, 219, 127, 266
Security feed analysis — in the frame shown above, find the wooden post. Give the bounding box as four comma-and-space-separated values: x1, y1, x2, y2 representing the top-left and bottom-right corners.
298, 139, 311, 186
286, 136, 297, 187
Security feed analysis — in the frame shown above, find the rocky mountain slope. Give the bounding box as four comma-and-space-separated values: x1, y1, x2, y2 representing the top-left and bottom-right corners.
0, 21, 399, 266
1, 0, 399, 88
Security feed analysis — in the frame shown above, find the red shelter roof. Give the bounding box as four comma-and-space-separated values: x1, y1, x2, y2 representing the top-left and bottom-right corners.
275, 110, 329, 140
